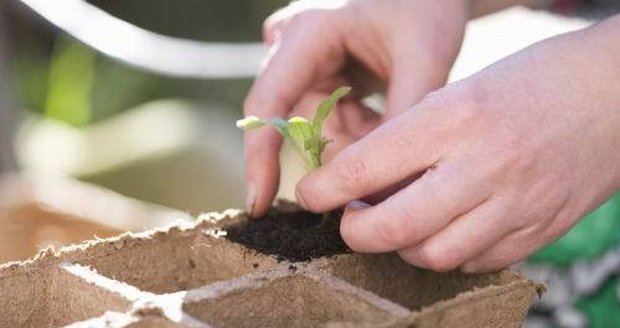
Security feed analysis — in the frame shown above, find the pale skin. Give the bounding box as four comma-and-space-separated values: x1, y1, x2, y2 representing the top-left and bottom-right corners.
243, 0, 620, 273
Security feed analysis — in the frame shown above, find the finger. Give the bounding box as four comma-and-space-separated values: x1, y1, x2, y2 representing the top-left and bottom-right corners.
248, 19, 342, 119
295, 99, 450, 213
244, 16, 343, 217
459, 200, 575, 273
460, 228, 548, 273
362, 177, 418, 205
321, 101, 381, 162
263, 4, 344, 47
262, 9, 289, 46
338, 158, 495, 253
263, 21, 283, 47
385, 51, 448, 119
262, 4, 305, 47
397, 198, 513, 272
244, 130, 282, 218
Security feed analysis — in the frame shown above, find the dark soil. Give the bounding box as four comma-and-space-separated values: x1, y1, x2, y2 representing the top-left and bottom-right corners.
224, 208, 350, 262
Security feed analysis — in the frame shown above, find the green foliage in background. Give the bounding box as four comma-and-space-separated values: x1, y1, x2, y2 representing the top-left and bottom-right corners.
10, 0, 283, 125
11, 48, 48, 114
45, 36, 95, 126
530, 192, 620, 266
576, 277, 620, 328
11, 38, 252, 125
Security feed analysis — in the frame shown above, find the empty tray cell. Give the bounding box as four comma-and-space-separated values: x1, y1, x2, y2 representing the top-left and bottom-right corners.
323, 253, 521, 311
0, 264, 131, 328
0, 266, 54, 327
183, 274, 398, 328
64, 312, 186, 328
77, 230, 278, 294
123, 316, 188, 328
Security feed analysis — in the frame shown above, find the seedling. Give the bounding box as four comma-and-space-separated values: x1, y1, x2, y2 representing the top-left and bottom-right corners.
236, 87, 351, 172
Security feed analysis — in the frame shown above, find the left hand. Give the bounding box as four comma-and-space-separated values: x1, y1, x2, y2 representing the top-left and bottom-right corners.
296, 16, 620, 273
243, 0, 468, 217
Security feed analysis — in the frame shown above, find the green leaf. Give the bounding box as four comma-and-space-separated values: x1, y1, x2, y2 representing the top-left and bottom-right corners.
312, 86, 351, 135
287, 117, 313, 148
236, 115, 265, 130
287, 117, 319, 170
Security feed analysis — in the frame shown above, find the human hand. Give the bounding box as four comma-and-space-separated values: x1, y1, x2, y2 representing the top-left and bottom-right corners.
296, 17, 620, 273
243, 0, 469, 217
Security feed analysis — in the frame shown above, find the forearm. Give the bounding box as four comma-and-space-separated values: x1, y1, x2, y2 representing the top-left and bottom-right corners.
588, 13, 620, 55
575, 13, 620, 189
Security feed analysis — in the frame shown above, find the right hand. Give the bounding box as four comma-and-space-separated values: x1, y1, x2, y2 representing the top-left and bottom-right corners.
243, 0, 470, 217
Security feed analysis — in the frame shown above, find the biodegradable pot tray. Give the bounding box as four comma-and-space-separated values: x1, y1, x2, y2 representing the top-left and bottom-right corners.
0, 207, 542, 328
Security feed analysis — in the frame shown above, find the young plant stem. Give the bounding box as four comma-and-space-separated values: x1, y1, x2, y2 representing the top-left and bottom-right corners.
320, 212, 330, 227
237, 87, 352, 220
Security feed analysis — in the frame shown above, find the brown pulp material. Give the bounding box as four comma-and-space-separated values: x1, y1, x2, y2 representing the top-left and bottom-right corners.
0, 173, 191, 264
0, 206, 544, 328
223, 208, 349, 262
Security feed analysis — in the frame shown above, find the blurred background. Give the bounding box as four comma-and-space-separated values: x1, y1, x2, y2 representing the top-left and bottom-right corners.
0, 1, 619, 327
0, 0, 292, 214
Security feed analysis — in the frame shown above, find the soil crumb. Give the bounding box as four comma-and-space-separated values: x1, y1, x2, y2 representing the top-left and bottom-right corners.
224, 208, 350, 262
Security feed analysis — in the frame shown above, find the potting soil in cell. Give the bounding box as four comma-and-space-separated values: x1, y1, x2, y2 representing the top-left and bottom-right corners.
224, 208, 350, 262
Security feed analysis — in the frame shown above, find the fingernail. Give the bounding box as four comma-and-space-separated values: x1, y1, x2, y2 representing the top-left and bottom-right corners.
246, 184, 257, 217
347, 200, 370, 211
460, 263, 476, 274
295, 186, 308, 210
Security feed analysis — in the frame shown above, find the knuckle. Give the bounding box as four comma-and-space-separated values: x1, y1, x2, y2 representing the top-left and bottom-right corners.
334, 155, 374, 193
262, 6, 296, 40
374, 201, 427, 250
261, 20, 277, 42
376, 215, 412, 249
490, 147, 520, 174
288, 9, 331, 31
449, 81, 489, 124
488, 133, 530, 176
419, 174, 453, 216
413, 244, 458, 272
416, 82, 488, 131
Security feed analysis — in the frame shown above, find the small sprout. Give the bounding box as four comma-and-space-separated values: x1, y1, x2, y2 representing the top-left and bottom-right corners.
237, 87, 351, 172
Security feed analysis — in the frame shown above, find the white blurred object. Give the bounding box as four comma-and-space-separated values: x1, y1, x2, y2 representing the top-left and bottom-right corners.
18, 0, 590, 81
450, 7, 590, 81
0, 173, 192, 231
19, 0, 266, 79
16, 100, 245, 213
